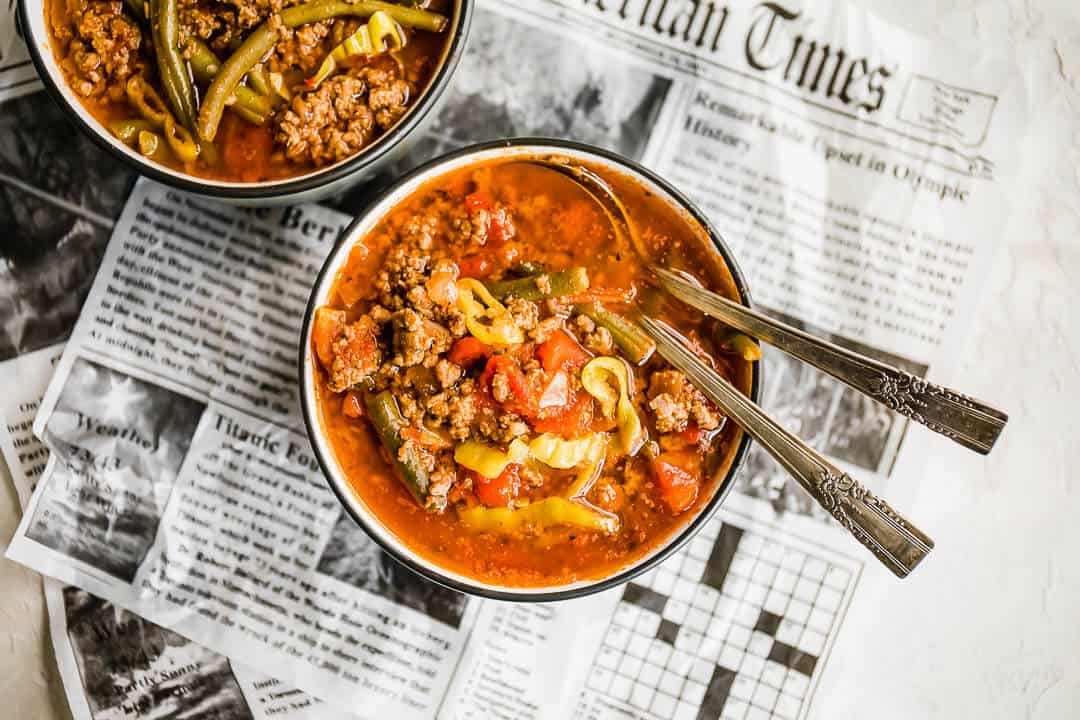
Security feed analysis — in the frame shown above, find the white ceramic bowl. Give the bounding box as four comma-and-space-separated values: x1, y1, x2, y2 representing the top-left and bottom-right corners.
300, 139, 761, 600
18, 0, 473, 204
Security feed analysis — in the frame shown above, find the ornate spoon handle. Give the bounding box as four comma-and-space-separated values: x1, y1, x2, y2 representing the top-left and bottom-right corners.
654, 268, 1008, 455
638, 315, 934, 578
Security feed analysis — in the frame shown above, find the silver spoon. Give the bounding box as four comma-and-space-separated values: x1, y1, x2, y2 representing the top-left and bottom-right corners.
520, 157, 935, 576
522, 156, 1007, 455
652, 267, 1007, 455
636, 314, 934, 578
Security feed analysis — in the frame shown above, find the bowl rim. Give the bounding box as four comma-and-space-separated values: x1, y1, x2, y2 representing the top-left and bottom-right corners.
299, 137, 762, 602
17, 0, 473, 200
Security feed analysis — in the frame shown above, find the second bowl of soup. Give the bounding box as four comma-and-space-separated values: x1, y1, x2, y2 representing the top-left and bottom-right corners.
300, 139, 760, 599
21, 0, 471, 203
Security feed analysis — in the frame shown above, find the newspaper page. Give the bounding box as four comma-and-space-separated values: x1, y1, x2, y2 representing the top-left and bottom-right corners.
2, 178, 617, 720
0, 59, 357, 716
0, 21, 40, 102
1, 0, 1027, 718
1, 350, 358, 720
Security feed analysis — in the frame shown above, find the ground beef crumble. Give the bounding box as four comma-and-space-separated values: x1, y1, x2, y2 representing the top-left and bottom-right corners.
180, 0, 290, 50
327, 316, 381, 392
646, 370, 721, 433
270, 20, 332, 73
60, 0, 144, 100
275, 62, 411, 167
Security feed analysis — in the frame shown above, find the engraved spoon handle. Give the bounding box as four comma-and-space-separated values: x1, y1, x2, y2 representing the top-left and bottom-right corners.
637, 314, 934, 578
654, 267, 1008, 455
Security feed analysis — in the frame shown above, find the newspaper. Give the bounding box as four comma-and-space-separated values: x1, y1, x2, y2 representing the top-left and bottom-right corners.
0, 0, 1028, 718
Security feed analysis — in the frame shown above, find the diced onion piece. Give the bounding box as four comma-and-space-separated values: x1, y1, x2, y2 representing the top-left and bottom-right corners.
537, 371, 569, 409
581, 356, 645, 456
426, 262, 460, 306
312, 307, 347, 370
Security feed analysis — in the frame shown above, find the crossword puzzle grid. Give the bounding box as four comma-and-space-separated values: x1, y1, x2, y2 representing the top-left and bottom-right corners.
587, 512, 858, 720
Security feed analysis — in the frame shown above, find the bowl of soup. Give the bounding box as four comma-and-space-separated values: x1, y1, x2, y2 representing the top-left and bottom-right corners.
20, 0, 471, 203
300, 139, 760, 600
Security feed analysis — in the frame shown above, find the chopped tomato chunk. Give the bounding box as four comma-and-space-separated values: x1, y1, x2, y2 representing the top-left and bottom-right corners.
488, 207, 515, 246
465, 191, 493, 212
448, 337, 493, 367
464, 191, 515, 247
651, 454, 700, 514
479, 355, 524, 393
680, 423, 705, 446
480, 355, 539, 416
471, 465, 520, 508
458, 254, 494, 278
531, 392, 594, 437
536, 330, 592, 373
341, 391, 364, 419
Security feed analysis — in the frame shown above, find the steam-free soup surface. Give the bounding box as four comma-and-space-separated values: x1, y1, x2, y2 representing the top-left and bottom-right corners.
313, 158, 753, 587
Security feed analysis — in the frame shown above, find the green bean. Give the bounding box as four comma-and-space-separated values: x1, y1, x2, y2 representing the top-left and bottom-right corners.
363, 391, 436, 511
229, 105, 268, 126
109, 118, 155, 145
575, 302, 656, 365
149, 0, 197, 128
188, 42, 221, 84
137, 130, 170, 162
188, 43, 275, 123
121, 0, 260, 134
330, 0, 448, 32
199, 0, 448, 141
229, 103, 269, 126
510, 260, 546, 277
119, 0, 220, 88
715, 328, 762, 362
119, 0, 230, 131
489, 267, 590, 302
246, 63, 271, 96
232, 86, 274, 124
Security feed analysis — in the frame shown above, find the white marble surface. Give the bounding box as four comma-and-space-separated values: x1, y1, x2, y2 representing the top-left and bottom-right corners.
811, 1, 1080, 717
2, 1, 1079, 718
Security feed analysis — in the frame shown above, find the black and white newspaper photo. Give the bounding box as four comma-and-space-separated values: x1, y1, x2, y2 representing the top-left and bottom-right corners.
4, 0, 1073, 719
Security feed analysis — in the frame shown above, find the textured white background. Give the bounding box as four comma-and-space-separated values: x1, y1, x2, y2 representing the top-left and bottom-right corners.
2, 0, 1079, 718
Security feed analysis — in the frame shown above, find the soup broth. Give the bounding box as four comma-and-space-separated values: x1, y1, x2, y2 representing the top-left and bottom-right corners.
313, 157, 753, 587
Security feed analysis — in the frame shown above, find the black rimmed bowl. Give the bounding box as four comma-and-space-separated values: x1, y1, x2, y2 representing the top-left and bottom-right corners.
18, 0, 472, 204
299, 139, 761, 601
